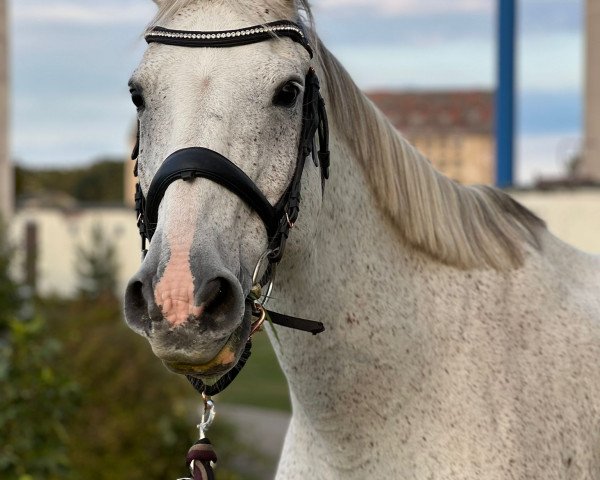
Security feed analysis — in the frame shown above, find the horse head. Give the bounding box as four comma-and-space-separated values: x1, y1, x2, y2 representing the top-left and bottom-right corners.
123, 0, 326, 383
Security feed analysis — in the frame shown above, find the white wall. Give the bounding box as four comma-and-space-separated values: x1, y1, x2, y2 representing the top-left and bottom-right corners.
8, 189, 600, 298
9, 206, 141, 298
512, 188, 600, 255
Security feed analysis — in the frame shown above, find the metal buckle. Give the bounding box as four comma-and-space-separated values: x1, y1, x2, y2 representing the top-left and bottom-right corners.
250, 303, 267, 336
285, 212, 295, 229
251, 249, 275, 306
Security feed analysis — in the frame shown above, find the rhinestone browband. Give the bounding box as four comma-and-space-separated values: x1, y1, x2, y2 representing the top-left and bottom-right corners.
145, 20, 313, 58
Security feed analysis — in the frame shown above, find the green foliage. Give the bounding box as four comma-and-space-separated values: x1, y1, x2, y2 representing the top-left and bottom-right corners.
15, 158, 125, 204
0, 221, 19, 320
41, 296, 260, 480
72, 160, 126, 203
75, 225, 120, 299
0, 317, 79, 479
42, 296, 198, 480
0, 221, 78, 479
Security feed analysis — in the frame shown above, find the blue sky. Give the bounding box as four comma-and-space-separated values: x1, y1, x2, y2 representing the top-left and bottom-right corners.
11, 0, 584, 184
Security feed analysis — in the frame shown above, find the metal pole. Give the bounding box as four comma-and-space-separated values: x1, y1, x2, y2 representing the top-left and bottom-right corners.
495, 0, 516, 188
0, 0, 11, 220
582, 0, 600, 181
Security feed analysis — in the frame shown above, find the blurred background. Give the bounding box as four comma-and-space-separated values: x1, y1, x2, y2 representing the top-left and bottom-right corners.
1, 0, 599, 479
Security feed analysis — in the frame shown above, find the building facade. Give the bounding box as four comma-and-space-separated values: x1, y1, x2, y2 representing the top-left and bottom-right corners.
368, 91, 494, 185
10, 205, 141, 298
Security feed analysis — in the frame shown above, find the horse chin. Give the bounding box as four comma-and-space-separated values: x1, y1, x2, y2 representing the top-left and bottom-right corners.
161, 302, 252, 381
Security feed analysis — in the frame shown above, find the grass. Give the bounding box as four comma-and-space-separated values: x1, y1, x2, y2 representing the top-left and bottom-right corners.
218, 333, 291, 412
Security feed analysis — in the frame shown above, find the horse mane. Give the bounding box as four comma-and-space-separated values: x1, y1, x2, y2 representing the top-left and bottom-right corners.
317, 43, 545, 270
149, 0, 545, 271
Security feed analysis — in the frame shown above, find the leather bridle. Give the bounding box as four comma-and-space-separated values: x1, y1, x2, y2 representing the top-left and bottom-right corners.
132, 20, 329, 396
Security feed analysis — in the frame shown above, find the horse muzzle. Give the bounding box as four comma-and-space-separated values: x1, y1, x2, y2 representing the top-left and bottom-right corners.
123, 237, 252, 372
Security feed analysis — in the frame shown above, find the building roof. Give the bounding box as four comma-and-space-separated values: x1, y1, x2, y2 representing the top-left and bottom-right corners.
367, 90, 494, 135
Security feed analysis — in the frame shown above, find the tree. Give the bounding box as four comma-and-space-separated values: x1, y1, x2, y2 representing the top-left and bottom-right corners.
15, 158, 125, 205
75, 224, 119, 299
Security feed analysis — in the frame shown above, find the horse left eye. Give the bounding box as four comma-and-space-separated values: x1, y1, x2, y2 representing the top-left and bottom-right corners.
273, 82, 300, 108
129, 87, 145, 110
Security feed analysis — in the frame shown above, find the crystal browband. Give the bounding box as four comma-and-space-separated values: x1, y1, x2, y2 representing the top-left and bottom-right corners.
145, 20, 313, 58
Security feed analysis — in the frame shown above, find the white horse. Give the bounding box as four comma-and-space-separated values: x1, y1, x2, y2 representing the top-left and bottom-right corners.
124, 0, 600, 478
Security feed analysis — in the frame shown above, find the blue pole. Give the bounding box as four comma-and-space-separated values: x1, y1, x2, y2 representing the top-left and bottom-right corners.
496, 0, 516, 187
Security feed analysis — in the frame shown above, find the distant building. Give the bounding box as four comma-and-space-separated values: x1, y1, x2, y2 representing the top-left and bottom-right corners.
10, 203, 140, 297
0, 0, 11, 220
368, 91, 494, 185
580, 0, 600, 181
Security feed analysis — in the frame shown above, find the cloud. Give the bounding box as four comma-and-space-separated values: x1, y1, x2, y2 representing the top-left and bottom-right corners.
13, 1, 155, 25
317, 0, 491, 15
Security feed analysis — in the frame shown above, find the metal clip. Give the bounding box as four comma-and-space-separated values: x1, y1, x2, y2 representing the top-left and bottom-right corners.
197, 394, 216, 440
177, 396, 217, 478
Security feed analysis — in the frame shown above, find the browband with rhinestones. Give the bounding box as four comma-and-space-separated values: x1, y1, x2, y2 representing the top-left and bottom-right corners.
145, 20, 313, 58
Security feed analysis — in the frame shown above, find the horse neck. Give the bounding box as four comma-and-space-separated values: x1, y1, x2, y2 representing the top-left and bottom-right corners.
268, 121, 426, 423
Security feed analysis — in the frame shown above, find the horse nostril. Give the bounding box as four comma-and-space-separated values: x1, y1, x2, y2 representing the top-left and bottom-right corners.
124, 279, 151, 332
199, 277, 233, 317
127, 280, 145, 310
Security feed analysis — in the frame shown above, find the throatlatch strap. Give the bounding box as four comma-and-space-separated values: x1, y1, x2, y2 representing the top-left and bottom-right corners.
268, 310, 325, 335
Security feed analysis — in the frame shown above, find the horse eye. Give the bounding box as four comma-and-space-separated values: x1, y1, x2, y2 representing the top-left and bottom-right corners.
273, 82, 300, 108
130, 88, 145, 110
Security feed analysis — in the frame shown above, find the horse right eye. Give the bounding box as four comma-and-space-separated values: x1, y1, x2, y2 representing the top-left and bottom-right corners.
273, 82, 301, 108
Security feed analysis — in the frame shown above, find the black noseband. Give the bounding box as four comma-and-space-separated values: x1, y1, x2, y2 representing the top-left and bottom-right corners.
144, 147, 281, 241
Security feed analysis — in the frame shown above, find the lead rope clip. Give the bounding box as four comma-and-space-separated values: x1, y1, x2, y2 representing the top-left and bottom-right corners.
177, 395, 217, 480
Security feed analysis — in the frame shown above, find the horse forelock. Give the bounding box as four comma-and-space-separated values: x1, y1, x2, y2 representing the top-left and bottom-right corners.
316, 43, 546, 271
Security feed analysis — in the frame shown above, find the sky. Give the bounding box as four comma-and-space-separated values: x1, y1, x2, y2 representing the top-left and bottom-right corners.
11, 0, 584, 185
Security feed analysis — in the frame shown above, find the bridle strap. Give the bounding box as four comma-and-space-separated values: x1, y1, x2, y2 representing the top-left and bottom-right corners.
144, 147, 280, 241
145, 20, 313, 58
267, 67, 328, 263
